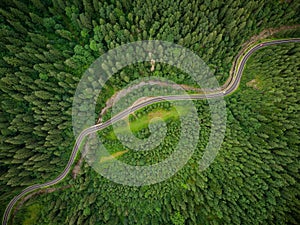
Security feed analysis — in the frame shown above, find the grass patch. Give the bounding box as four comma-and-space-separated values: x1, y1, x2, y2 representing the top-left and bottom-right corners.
99, 150, 129, 163
246, 78, 261, 90
22, 203, 41, 225
107, 105, 188, 140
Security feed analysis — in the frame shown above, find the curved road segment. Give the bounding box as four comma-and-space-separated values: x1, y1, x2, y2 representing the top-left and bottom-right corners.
2, 38, 300, 225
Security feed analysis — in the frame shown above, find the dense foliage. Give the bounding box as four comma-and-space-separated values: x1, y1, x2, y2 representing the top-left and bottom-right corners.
13, 41, 300, 225
0, 0, 299, 224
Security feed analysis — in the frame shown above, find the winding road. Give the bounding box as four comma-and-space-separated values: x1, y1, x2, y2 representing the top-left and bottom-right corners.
2, 38, 300, 225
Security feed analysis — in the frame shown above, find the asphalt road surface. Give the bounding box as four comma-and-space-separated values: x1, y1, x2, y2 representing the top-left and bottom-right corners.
2, 38, 300, 225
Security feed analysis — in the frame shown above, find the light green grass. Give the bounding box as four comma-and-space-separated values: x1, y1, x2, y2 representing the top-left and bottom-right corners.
99, 150, 129, 163
107, 105, 188, 139
22, 204, 41, 225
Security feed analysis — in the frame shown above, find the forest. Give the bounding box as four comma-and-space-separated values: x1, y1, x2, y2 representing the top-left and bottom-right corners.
0, 0, 299, 224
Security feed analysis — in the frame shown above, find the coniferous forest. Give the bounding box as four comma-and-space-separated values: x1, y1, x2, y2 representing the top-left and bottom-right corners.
0, 0, 299, 224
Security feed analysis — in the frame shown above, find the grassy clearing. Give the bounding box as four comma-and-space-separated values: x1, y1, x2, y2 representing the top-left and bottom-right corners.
99, 150, 129, 163
22, 204, 41, 225
107, 105, 188, 139
246, 78, 262, 90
